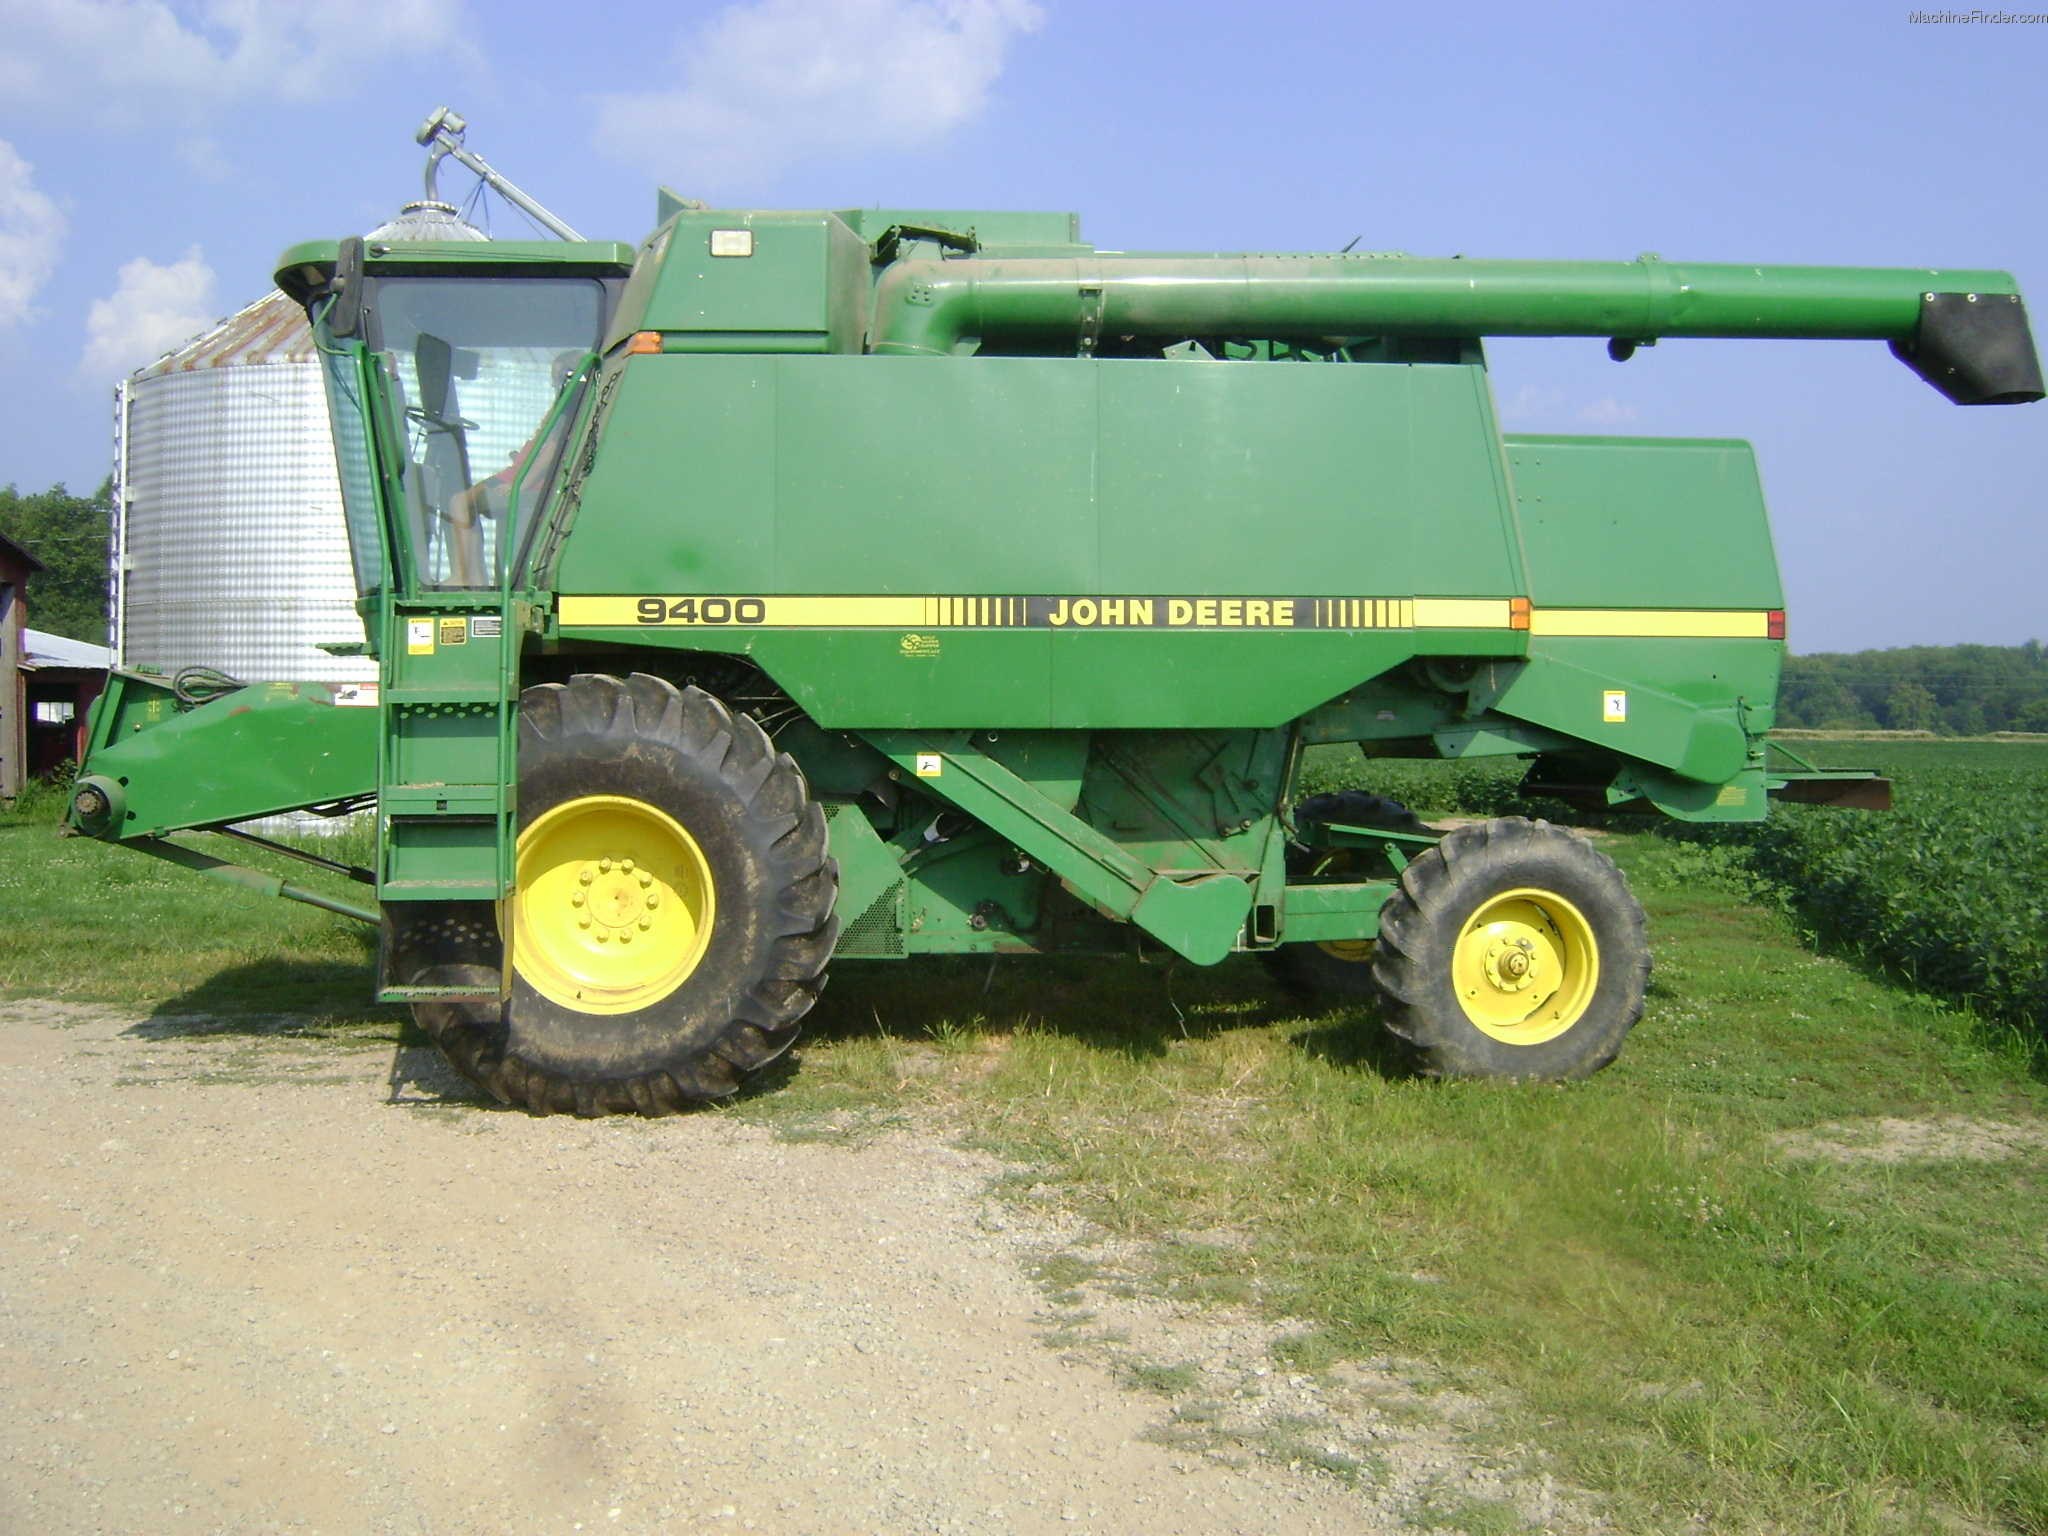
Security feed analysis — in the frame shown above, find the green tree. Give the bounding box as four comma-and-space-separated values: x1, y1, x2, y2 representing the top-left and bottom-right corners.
1885, 680, 1942, 733
1782, 643, 2048, 734
0, 481, 112, 644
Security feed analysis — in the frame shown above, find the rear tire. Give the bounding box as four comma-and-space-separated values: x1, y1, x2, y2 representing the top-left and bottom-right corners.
412, 673, 837, 1115
1371, 817, 1648, 1080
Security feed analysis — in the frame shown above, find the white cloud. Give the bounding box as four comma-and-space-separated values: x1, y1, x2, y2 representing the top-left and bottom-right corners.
1576, 397, 1640, 425
81, 247, 214, 377
0, 139, 64, 326
597, 0, 1042, 195
0, 0, 463, 121
1499, 383, 1563, 422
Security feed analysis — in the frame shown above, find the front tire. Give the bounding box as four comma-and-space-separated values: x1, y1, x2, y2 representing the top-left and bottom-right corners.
1372, 817, 1648, 1080
414, 673, 837, 1115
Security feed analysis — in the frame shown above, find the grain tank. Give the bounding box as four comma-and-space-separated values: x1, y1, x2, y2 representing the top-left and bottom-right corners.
69, 133, 2044, 1113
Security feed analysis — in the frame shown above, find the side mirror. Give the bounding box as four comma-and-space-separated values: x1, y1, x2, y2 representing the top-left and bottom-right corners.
327, 235, 365, 338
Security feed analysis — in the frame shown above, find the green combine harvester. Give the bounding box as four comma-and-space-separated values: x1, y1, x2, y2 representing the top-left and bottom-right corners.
67, 113, 2043, 1114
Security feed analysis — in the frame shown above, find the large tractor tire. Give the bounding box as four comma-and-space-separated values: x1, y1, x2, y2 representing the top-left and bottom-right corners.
1261, 791, 1428, 997
1372, 817, 1648, 1081
412, 673, 837, 1115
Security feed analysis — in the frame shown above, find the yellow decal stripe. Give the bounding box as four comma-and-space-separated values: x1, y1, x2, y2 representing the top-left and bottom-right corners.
1413, 598, 1511, 629
558, 596, 931, 628
1530, 609, 1774, 639
558, 595, 1772, 638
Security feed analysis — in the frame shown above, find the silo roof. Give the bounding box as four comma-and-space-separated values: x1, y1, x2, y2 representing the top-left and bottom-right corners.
136, 290, 314, 376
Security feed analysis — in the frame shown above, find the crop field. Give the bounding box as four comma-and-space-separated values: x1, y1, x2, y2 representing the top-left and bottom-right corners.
1740, 741, 2048, 1034
3, 740, 2045, 1533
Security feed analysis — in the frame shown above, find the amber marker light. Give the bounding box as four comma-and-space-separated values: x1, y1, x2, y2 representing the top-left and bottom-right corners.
624, 331, 662, 355
1509, 597, 1532, 631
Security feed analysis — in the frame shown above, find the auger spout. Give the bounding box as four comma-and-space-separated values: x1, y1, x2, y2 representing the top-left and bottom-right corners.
868, 253, 2043, 403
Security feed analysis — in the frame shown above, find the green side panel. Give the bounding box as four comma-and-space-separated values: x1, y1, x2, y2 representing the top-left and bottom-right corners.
822, 802, 906, 929
755, 630, 1053, 728
981, 731, 1091, 812
1281, 881, 1395, 943
1046, 630, 1432, 730
1617, 763, 1770, 823
1493, 638, 1780, 783
82, 682, 378, 835
772, 358, 1101, 593
1099, 362, 1520, 598
635, 211, 867, 353
556, 354, 1534, 730
899, 839, 1046, 953
1504, 435, 1785, 609
564, 356, 779, 591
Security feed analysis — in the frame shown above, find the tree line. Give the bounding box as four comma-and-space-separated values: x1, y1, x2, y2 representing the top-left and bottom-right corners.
1778, 642, 2048, 734
0, 481, 111, 645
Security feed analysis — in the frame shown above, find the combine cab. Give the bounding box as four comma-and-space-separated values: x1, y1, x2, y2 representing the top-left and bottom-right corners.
69, 111, 2043, 1113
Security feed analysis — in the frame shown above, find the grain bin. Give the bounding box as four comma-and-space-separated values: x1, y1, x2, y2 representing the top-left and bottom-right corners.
112, 201, 486, 685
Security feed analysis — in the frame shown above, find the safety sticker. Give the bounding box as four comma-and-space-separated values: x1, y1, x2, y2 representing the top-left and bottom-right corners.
406, 619, 434, 655
1603, 690, 1628, 723
915, 753, 943, 778
334, 683, 380, 708
437, 617, 468, 646
470, 615, 503, 640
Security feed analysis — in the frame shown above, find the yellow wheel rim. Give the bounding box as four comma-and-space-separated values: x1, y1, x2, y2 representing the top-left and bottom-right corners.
512, 794, 715, 1015
1450, 887, 1598, 1045
1316, 939, 1377, 962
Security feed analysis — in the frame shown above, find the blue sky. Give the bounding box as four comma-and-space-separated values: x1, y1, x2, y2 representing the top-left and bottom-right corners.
0, 0, 2041, 652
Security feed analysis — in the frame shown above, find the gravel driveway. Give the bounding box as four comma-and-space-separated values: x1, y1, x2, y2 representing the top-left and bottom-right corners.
0, 1000, 1416, 1535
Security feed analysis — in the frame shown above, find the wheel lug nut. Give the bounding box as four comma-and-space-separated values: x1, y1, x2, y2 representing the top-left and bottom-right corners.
637, 871, 653, 887
621, 859, 635, 874
571, 891, 585, 907
638, 916, 652, 930
594, 929, 609, 942
578, 867, 595, 886
619, 929, 634, 944
645, 892, 660, 908
578, 915, 592, 929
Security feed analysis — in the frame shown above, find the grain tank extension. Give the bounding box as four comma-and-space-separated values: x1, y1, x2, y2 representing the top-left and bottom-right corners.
69, 124, 2043, 1111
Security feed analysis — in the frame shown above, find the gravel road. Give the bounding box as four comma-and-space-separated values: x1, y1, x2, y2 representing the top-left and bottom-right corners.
0, 999, 1449, 1536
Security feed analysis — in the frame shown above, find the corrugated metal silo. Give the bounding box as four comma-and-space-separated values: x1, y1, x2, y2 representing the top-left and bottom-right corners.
114, 290, 372, 684
112, 200, 488, 685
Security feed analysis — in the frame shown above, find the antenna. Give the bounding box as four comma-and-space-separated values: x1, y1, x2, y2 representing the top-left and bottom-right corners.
415, 107, 584, 242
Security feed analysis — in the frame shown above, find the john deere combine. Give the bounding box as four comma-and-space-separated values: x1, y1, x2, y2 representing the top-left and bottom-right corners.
68, 120, 2043, 1113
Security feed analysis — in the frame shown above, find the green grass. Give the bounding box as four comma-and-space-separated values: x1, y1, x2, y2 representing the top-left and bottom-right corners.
0, 800, 392, 1022
5, 752, 2047, 1530
764, 831, 2048, 1533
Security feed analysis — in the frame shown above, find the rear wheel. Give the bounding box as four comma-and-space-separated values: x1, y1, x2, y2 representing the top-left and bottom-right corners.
1371, 817, 1648, 1080
412, 673, 837, 1115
